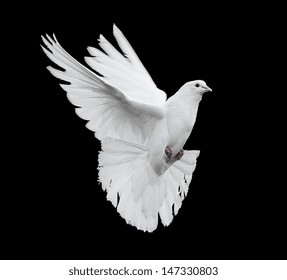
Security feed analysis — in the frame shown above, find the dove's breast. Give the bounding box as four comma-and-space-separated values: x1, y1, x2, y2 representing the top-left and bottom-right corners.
166, 101, 198, 154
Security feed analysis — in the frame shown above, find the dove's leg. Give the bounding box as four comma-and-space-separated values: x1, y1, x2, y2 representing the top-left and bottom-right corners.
175, 148, 184, 160
164, 146, 172, 160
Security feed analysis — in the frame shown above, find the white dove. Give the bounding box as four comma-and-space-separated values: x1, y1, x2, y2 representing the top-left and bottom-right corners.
41, 24, 212, 232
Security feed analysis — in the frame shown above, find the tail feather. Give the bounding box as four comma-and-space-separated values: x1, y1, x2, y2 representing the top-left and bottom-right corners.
159, 199, 173, 226
98, 137, 200, 232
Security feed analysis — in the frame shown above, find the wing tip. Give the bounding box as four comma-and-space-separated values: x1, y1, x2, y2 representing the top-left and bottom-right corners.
98, 34, 104, 41
45, 33, 53, 44
52, 33, 58, 43
113, 23, 121, 35
41, 33, 58, 46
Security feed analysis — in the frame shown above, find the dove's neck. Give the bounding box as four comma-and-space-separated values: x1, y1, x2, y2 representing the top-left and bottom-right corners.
167, 83, 202, 112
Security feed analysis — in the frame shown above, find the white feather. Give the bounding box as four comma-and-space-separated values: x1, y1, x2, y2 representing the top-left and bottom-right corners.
83, 24, 166, 105
112, 24, 156, 84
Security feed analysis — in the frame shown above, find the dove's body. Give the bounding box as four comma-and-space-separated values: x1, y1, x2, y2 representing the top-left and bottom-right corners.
166, 84, 202, 156
146, 83, 202, 176
41, 25, 211, 232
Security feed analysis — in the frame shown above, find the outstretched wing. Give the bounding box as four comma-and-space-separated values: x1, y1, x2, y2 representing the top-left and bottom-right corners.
85, 24, 167, 104
41, 34, 165, 143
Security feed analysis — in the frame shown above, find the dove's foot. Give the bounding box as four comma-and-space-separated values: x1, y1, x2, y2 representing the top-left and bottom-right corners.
165, 146, 172, 160
175, 148, 184, 160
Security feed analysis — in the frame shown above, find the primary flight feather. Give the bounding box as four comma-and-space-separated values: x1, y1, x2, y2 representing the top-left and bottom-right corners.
41, 24, 212, 232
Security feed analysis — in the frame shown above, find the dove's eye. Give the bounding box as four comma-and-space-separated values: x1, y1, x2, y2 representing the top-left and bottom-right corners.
195, 83, 200, 87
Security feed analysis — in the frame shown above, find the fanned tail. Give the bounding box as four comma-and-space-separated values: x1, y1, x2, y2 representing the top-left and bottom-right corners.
98, 138, 200, 232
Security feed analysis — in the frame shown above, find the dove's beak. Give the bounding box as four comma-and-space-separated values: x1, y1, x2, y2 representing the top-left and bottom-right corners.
202, 85, 212, 93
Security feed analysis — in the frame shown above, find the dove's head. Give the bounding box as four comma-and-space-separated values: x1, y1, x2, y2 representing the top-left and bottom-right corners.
188, 80, 212, 95
172, 80, 212, 104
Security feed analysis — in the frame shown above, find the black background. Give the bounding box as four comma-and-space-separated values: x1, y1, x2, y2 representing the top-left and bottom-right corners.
2, 3, 285, 260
